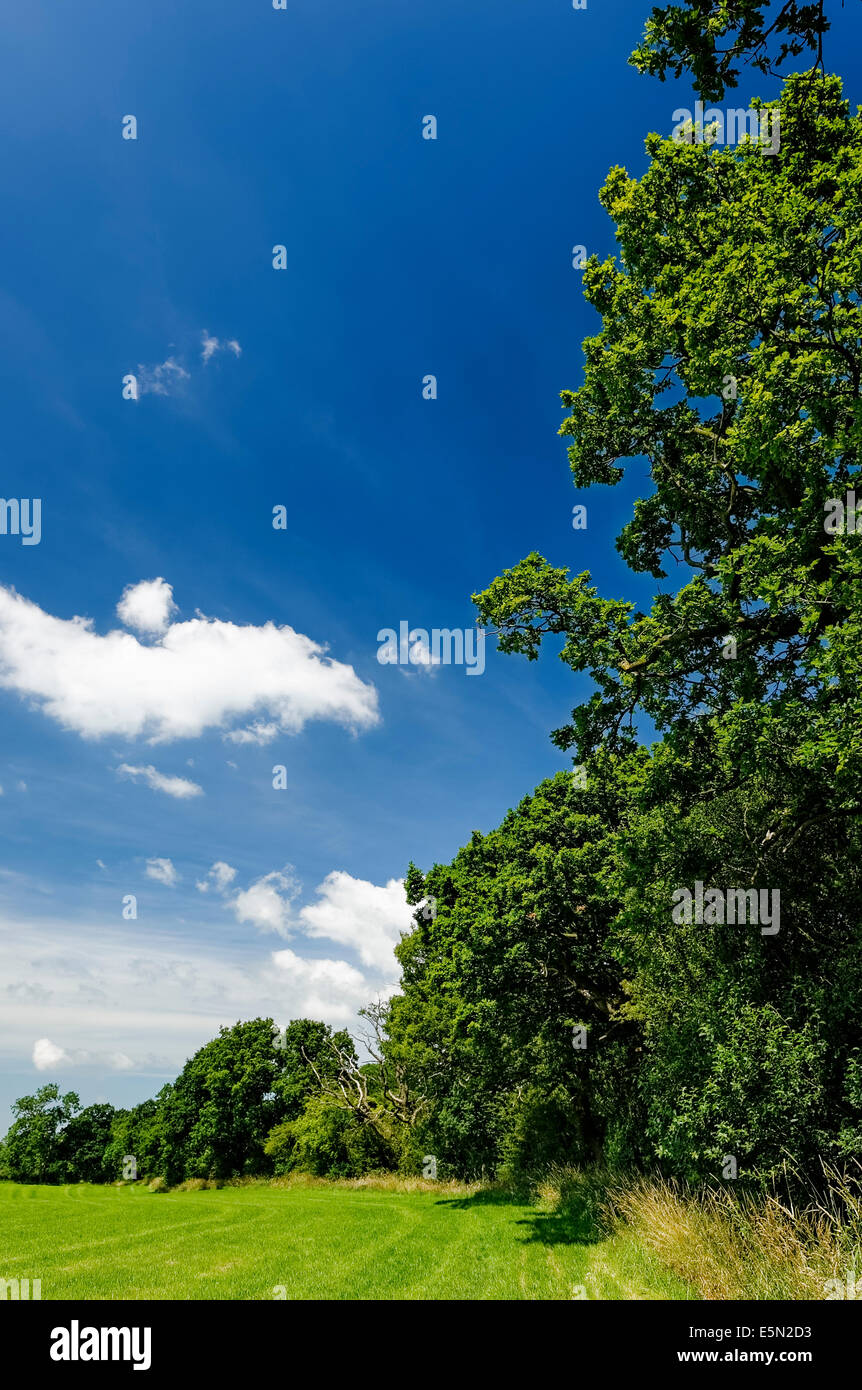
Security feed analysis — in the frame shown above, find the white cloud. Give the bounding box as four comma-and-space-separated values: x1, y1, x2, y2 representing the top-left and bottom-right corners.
33, 1037, 134, 1072
16, 780, 27, 792
201, 331, 219, 363
223, 721, 279, 746
0, 583, 379, 744
33, 1037, 71, 1070
0, 914, 400, 1080
201, 330, 242, 364
116, 578, 177, 636
116, 763, 204, 800
231, 869, 298, 935
135, 332, 240, 398
298, 871, 412, 972
96, 859, 107, 871
271, 950, 376, 1019
196, 861, 237, 894
136, 356, 190, 397
146, 857, 180, 887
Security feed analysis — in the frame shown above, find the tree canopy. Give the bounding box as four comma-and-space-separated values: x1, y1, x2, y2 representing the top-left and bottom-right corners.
630, 0, 842, 98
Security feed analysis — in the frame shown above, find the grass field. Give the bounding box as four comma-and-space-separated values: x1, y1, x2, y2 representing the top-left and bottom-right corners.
0, 1179, 695, 1301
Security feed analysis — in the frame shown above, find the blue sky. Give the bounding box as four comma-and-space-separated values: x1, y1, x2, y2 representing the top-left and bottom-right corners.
2, 0, 861, 1132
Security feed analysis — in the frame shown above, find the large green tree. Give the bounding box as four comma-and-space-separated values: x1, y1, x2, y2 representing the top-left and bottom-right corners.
465, 70, 862, 1180
475, 72, 862, 855
155, 1018, 287, 1183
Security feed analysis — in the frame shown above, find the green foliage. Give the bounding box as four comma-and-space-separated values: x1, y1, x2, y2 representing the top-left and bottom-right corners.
1, 1017, 387, 1186
630, 0, 836, 99
1, 1085, 80, 1183
387, 762, 646, 1177
62, 1104, 116, 1184
102, 1099, 163, 1183
153, 1018, 285, 1183
272, 1018, 357, 1121
454, 73, 862, 1181
265, 1095, 397, 1178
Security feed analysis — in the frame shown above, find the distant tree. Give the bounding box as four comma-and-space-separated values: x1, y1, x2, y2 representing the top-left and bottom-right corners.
156, 1019, 286, 1182
62, 1103, 116, 1183
2, 1085, 80, 1183
103, 1098, 162, 1182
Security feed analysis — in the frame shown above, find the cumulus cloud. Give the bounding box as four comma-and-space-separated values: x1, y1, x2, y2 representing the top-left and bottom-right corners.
0, 583, 379, 744
231, 869, 298, 935
146, 857, 179, 887
116, 578, 177, 636
271, 950, 376, 1018
201, 330, 242, 363
33, 1037, 71, 1070
116, 763, 204, 800
222, 866, 410, 975
196, 861, 237, 894
298, 871, 413, 973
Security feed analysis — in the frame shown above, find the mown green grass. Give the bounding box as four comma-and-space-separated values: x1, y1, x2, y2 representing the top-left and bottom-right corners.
0, 1180, 696, 1300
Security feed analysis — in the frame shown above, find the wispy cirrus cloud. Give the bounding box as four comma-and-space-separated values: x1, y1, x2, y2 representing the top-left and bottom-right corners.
135, 356, 190, 397
223, 721, 280, 746
133, 329, 241, 398
201, 330, 241, 363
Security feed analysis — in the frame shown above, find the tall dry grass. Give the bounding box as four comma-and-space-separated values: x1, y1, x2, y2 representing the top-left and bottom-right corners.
538, 1161, 862, 1300
166, 1171, 481, 1197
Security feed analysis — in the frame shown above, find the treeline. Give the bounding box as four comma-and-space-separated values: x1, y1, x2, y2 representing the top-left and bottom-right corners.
390, 70, 862, 1189
0, 1018, 425, 1186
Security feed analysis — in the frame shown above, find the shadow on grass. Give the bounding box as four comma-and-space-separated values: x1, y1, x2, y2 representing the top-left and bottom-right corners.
435, 1188, 525, 1209
435, 1188, 604, 1246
